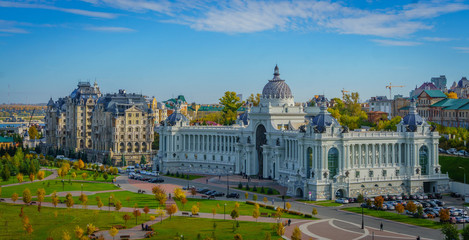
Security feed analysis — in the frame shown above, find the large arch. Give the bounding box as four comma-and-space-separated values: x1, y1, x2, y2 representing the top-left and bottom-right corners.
419, 145, 429, 175
256, 124, 267, 178
328, 147, 339, 179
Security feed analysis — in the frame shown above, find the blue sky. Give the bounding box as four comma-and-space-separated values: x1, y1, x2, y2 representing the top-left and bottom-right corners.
1, 0, 469, 104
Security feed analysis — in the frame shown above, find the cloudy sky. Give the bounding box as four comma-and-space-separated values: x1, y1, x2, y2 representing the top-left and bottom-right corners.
1, 0, 468, 104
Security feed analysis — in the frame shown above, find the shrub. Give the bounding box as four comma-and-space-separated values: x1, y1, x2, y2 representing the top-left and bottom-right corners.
266, 205, 275, 210
166, 170, 170, 175
304, 214, 313, 218
253, 186, 257, 192
176, 172, 180, 177
260, 186, 265, 193
267, 188, 274, 194
238, 182, 243, 189
245, 184, 250, 190
181, 173, 185, 179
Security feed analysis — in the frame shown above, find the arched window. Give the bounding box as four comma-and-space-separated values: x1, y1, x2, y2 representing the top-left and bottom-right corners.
419, 146, 429, 175
307, 147, 313, 178
127, 142, 132, 153
120, 143, 125, 152
328, 147, 339, 179
135, 142, 140, 152
142, 142, 147, 152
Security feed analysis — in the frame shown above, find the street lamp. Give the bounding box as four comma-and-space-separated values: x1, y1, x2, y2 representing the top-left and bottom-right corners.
81, 184, 83, 195
226, 170, 232, 196
62, 179, 65, 191
361, 189, 367, 230
460, 166, 466, 229
224, 203, 226, 220
109, 195, 112, 211
283, 179, 290, 209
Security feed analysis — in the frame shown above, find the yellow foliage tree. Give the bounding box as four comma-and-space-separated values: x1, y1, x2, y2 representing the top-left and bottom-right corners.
74, 225, 84, 239
263, 197, 268, 205
181, 197, 188, 210
36, 188, 46, 203
291, 226, 301, 240
173, 188, 186, 201
17, 173, 23, 183
191, 205, 199, 215
78, 160, 85, 169
395, 203, 405, 214
253, 207, 260, 222
65, 193, 74, 208
71, 172, 77, 179
22, 188, 32, 204
29, 173, 35, 182
37, 171, 45, 180
12, 193, 18, 202
115, 200, 122, 212
448, 92, 458, 99
155, 207, 166, 223
211, 207, 217, 218
286, 202, 291, 211
166, 203, 178, 219
81, 172, 88, 180
62, 231, 71, 240
86, 223, 96, 235
109, 227, 119, 240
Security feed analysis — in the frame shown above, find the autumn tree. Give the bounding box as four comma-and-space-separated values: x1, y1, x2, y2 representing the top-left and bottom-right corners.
37, 170, 45, 180
28, 125, 39, 140
166, 204, 178, 219
234, 233, 243, 240
12, 192, 18, 202
253, 207, 260, 222
36, 188, 46, 203
173, 188, 186, 201
328, 92, 368, 130
133, 209, 141, 224
86, 223, 96, 235
17, 173, 23, 183
230, 208, 240, 222
357, 193, 364, 203
253, 195, 258, 201
247, 93, 261, 106
286, 202, 291, 211
71, 172, 77, 179
109, 227, 119, 240
374, 196, 384, 209
291, 226, 302, 240
440, 209, 450, 222
78, 160, 85, 169
406, 201, 417, 214
155, 192, 167, 206
65, 193, 74, 208
29, 173, 35, 182
96, 196, 103, 209
191, 204, 199, 215
123, 214, 131, 226
74, 225, 84, 239
245, 192, 249, 199
81, 172, 88, 180
52, 196, 59, 208
79, 193, 88, 208
155, 207, 166, 223
219, 91, 245, 125
273, 222, 285, 236
115, 200, 122, 212
263, 197, 268, 205
62, 231, 71, 240
143, 206, 150, 220
447, 92, 458, 99
395, 203, 405, 214
191, 188, 197, 196
212, 207, 217, 219
22, 188, 32, 204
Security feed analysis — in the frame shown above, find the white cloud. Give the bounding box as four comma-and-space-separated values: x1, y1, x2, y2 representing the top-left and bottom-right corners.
0, 27, 28, 34
371, 39, 422, 46
85, 26, 135, 32
453, 47, 469, 53
0, 1, 118, 19
422, 37, 455, 42
82, 0, 172, 14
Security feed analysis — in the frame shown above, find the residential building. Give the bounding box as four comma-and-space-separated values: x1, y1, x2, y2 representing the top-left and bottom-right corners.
0, 136, 14, 149
450, 77, 469, 99
431, 75, 447, 90
368, 96, 392, 118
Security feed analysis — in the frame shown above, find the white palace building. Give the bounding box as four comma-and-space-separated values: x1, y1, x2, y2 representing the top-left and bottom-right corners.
155, 66, 449, 200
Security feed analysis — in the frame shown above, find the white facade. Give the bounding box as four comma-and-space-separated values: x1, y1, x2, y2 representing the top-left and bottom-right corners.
156, 66, 449, 200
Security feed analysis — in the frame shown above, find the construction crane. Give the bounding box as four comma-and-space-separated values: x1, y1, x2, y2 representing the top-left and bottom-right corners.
385, 83, 404, 100
341, 88, 350, 99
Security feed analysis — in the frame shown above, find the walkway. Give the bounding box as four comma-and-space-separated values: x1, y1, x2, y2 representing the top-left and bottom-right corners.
0, 167, 58, 188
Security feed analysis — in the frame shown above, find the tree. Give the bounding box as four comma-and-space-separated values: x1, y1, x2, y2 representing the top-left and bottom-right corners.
29, 173, 35, 182
115, 200, 122, 212
291, 226, 302, 240
211, 207, 217, 219
230, 208, 239, 221
264, 232, 271, 240
417, 206, 424, 217
263, 197, 268, 205
253, 195, 258, 201
311, 208, 318, 216
1, 164, 10, 181
96, 196, 103, 209
36, 188, 45, 203
81, 172, 88, 180
37, 170, 45, 180
252, 207, 260, 222
62, 231, 71, 240
406, 201, 417, 214
374, 196, 384, 209
286, 202, 291, 211
274, 222, 285, 236
65, 193, 74, 208
462, 225, 469, 240
17, 173, 23, 183
219, 91, 245, 125
447, 92, 458, 99
140, 155, 146, 165
103, 172, 109, 181
181, 198, 188, 210
155, 207, 166, 223
357, 193, 364, 203
275, 207, 283, 219
12, 192, 18, 202
191, 204, 199, 215
245, 192, 248, 199
166, 204, 178, 219
143, 206, 150, 220
109, 227, 119, 240
22, 188, 32, 204
86, 223, 96, 236
74, 225, 84, 239
79, 193, 88, 208
52, 195, 59, 208
441, 223, 460, 240
234, 233, 243, 240
77, 159, 85, 169
28, 125, 39, 140
133, 209, 141, 224
328, 93, 368, 130
247, 93, 261, 106
395, 203, 405, 214
173, 188, 186, 201
440, 209, 450, 222
123, 214, 131, 226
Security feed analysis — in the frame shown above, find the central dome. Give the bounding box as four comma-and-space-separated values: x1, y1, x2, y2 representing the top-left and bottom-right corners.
262, 65, 293, 99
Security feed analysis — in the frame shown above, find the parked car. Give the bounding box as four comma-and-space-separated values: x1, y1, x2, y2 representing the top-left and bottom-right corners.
226, 193, 240, 199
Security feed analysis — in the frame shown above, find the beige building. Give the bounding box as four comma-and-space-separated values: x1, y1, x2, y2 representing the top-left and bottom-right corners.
45, 83, 155, 165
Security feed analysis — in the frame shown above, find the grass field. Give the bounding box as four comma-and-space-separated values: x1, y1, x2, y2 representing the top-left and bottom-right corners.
164, 173, 205, 181
1, 180, 119, 198
439, 155, 469, 183
0, 203, 150, 239
66, 169, 117, 182
0, 170, 52, 186
234, 186, 280, 195
297, 200, 342, 207
342, 207, 442, 229
150, 217, 278, 240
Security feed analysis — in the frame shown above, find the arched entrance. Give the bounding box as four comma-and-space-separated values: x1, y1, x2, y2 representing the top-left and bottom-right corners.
307, 147, 313, 178
335, 189, 345, 198
419, 146, 429, 175
256, 124, 267, 178
328, 147, 339, 179
296, 188, 304, 198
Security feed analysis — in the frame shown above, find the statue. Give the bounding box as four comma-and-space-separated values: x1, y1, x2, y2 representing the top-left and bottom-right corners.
247, 136, 251, 144
276, 138, 280, 146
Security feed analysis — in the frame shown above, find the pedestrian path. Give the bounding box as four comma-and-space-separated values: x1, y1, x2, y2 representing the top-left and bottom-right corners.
0, 168, 58, 188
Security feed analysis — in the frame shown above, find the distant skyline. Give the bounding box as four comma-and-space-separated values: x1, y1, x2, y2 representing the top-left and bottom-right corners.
1, 0, 469, 104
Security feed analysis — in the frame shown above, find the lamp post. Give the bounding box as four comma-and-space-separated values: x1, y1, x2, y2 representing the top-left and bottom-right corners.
224, 203, 226, 220
109, 195, 112, 211
226, 170, 232, 196
460, 166, 466, 229
283, 179, 290, 209
361, 189, 367, 230
81, 184, 83, 195
62, 179, 64, 191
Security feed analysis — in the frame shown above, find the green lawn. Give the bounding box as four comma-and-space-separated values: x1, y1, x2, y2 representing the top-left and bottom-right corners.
234, 186, 280, 195
175, 198, 312, 219
1, 180, 119, 198
342, 207, 442, 229
0, 203, 151, 239
66, 169, 117, 182
440, 155, 469, 183
0, 170, 52, 186
150, 217, 278, 240
164, 173, 205, 181
298, 200, 342, 207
